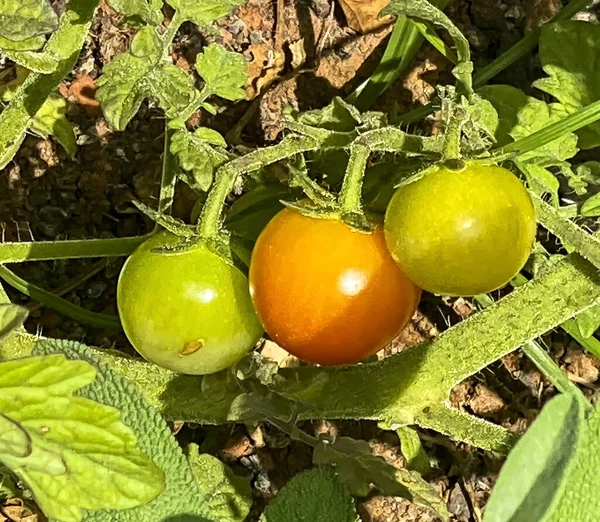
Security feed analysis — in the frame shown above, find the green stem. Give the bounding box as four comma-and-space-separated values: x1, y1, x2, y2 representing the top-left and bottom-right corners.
199, 136, 320, 238
494, 99, 600, 162
338, 144, 369, 215
157, 126, 178, 217
474, 293, 585, 399
0, 236, 149, 264
0, 266, 122, 331
441, 96, 463, 160
161, 10, 185, 56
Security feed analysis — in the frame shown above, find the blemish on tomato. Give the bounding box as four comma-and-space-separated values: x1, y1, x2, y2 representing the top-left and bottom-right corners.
180, 339, 205, 356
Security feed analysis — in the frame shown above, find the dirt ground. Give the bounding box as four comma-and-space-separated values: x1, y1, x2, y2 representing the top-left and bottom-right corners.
2, 0, 600, 521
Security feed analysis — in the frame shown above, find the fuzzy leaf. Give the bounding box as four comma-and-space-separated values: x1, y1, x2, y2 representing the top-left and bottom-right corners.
520, 164, 559, 205
170, 128, 229, 192
195, 43, 247, 101
260, 468, 359, 522
0, 34, 45, 50
97, 28, 201, 130
30, 93, 76, 157
0, 354, 164, 522
187, 444, 252, 522
298, 97, 363, 132
2, 48, 59, 73
0, 0, 58, 42
166, 0, 239, 27
397, 426, 431, 475
483, 393, 584, 522
534, 21, 600, 149
313, 437, 449, 521
569, 304, 600, 339
107, 0, 163, 25
0, 303, 27, 339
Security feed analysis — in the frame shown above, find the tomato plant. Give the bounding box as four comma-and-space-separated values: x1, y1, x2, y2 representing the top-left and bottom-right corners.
249, 208, 421, 366
384, 163, 537, 296
117, 232, 262, 375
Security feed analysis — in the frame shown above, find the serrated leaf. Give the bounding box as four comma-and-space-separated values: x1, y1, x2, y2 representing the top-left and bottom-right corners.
166, 0, 239, 27
187, 444, 252, 522
0, 0, 58, 42
195, 43, 247, 101
298, 96, 363, 132
534, 21, 600, 149
0, 303, 27, 339
313, 436, 449, 521
483, 393, 584, 522
2, 48, 59, 73
170, 128, 229, 192
30, 93, 76, 157
107, 0, 163, 25
0, 354, 164, 522
581, 192, 600, 217
520, 164, 559, 204
31, 338, 220, 521
260, 468, 359, 522
97, 29, 201, 130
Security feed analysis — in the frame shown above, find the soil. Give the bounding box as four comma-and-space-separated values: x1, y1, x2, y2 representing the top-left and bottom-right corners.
1, 0, 600, 521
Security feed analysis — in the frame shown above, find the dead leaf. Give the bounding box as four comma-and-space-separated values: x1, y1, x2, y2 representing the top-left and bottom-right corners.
68, 75, 102, 116
289, 39, 306, 70
1, 498, 39, 522
337, 0, 393, 33
245, 43, 286, 100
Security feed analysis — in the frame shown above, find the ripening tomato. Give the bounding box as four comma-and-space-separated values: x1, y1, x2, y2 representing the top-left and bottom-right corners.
117, 232, 263, 375
248, 209, 421, 366
384, 163, 536, 296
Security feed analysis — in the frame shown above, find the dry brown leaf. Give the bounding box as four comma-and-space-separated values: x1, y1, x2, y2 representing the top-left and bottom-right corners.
67, 75, 102, 116
289, 39, 306, 70
245, 42, 286, 100
1, 498, 39, 522
337, 0, 393, 33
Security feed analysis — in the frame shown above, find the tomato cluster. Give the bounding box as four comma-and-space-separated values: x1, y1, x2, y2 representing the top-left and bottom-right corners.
118, 163, 535, 373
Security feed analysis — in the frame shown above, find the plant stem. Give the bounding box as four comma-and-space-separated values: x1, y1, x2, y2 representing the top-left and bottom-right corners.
157, 126, 178, 216
494, 98, 600, 162
161, 10, 185, 56
474, 294, 585, 398
0, 266, 122, 331
338, 144, 369, 215
0, 236, 149, 264
199, 136, 320, 238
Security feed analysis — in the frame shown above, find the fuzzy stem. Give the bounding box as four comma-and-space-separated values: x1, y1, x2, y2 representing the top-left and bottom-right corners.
199, 136, 320, 238
338, 144, 370, 215
161, 10, 185, 56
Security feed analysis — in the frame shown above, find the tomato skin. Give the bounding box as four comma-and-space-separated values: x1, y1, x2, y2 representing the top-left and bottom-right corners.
249, 209, 421, 366
117, 232, 263, 375
384, 163, 536, 296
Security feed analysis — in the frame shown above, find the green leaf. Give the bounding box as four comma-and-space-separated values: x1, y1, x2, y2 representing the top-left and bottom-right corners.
166, 0, 239, 27
259, 468, 359, 522
313, 436, 449, 521
0, 354, 164, 522
2, 48, 59, 73
30, 93, 76, 157
396, 426, 431, 475
568, 304, 600, 339
31, 338, 225, 521
546, 400, 600, 521
0, 0, 58, 41
97, 27, 201, 130
479, 85, 579, 165
483, 393, 584, 522
106, 0, 163, 25
520, 164, 559, 204
0, 303, 27, 339
0, 0, 97, 169
0, 414, 30, 458
195, 43, 247, 101
170, 128, 229, 192
0, 33, 45, 50
534, 21, 600, 149
581, 192, 600, 217
298, 97, 363, 132
187, 444, 252, 522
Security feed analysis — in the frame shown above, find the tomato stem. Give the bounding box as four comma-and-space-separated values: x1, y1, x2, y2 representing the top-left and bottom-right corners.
198, 136, 321, 239
161, 10, 185, 57
440, 95, 463, 161
338, 143, 369, 216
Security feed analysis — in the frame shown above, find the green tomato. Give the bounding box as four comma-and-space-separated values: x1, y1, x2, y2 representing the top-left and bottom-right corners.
117, 232, 263, 375
384, 163, 536, 296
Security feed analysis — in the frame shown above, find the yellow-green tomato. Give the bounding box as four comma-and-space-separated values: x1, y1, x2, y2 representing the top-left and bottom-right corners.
117, 232, 263, 374
384, 163, 536, 296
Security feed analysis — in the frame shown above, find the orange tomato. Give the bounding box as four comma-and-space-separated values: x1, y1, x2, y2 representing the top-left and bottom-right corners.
249, 208, 421, 366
